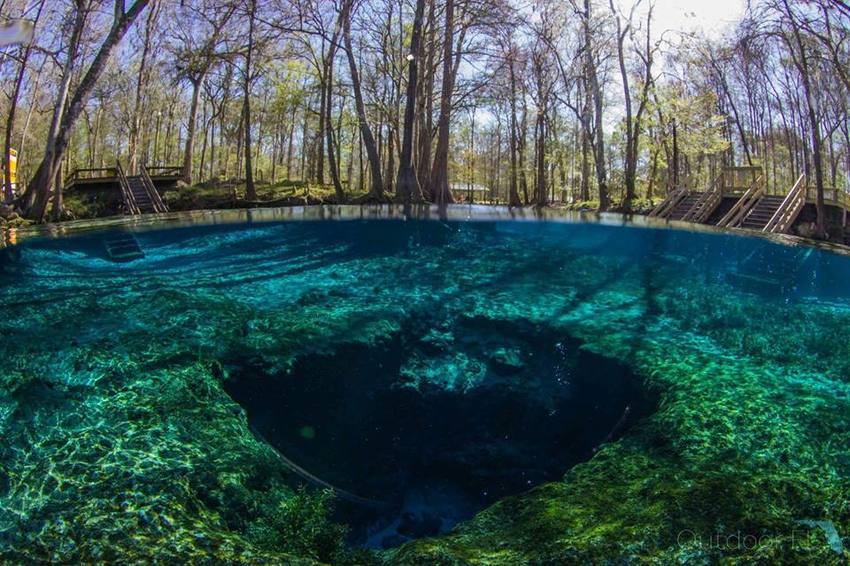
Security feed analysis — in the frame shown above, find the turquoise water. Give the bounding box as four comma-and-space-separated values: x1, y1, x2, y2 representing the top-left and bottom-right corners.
1, 211, 849, 562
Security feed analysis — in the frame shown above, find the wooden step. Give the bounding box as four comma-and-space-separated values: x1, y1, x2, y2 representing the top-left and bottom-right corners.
103, 232, 145, 262
125, 174, 161, 214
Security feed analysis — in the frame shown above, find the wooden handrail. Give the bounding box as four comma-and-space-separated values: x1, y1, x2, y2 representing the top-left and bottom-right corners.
721, 166, 763, 193
649, 187, 687, 218
144, 166, 182, 176
765, 174, 806, 234
64, 167, 117, 185
734, 178, 766, 227
141, 165, 168, 213
115, 161, 140, 215
682, 173, 724, 223
717, 176, 764, 228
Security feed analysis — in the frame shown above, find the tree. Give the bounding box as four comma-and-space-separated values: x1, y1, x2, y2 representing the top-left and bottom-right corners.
242, 0, 258, 200
20, 0, 152, 220
128, 0, 161, 175
395, 0, 427, 203
504, 35, 522, 206
4, 0, 45, 204
324, 4, 346, 200
170, 0, 236, 185
780, 0, 827, 237
610, 0, 655, 211
429, 0, 457, 205
342, 0, 384, 200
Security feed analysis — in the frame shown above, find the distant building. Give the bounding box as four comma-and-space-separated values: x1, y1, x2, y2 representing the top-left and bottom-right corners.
450, 183, 494, 203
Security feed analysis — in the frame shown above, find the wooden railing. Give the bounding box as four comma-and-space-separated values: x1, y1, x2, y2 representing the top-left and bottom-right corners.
765, 174, 806, 234
64, 167, 117, 185
682, 173, 724, 223
649, 187, 688, 218
115, 161, 140, 215
804, 185, 850, 208
144, 166, 182, 177
141, 165, 169, 213
717, 176, 765, 228
722, 166, 763, 193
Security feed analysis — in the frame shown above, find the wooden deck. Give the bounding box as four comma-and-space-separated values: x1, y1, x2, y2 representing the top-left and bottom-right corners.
65, 162, 177, 215
65, 165, 181, 191
651, 166, 849, 235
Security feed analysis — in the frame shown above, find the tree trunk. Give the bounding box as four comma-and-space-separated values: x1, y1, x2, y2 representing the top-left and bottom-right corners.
396, 0, 427, 204
286, 115, 295, 180
533, 53, 547, 206
182, 75, 204, 184
343, 0, 384, 199
129, 2, 158, 174
786, 1, 825, 237
519, 101, 529, 204
507, 45, 521, 207
535, 107, 547, 205
19, 1, 87, 217
4, 0, 44, 203
584, 0, 608, 210
428, 0, 456, 205
416, 0, 437, 196
51, 163, 63, 221
324, 15, 345, 200
243, 0, 257, 200
316, 40, 327, 186
611, 0, 634, 210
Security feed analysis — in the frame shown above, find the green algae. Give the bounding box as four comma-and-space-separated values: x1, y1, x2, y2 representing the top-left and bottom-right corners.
0, 218, 849, 563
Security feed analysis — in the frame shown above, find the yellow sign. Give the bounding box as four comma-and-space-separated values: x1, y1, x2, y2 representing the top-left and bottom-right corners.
8, 148, 16, 185
0, 149, 18, 187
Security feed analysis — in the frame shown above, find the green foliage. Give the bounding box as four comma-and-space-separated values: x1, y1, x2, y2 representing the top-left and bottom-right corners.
245, 487, 348, 563
62, 190, 114, 219
560, 199, 599, 211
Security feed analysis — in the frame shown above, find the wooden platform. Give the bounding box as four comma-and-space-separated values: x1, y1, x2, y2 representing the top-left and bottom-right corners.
652, 167, 848, 236
65, 162, 176, 216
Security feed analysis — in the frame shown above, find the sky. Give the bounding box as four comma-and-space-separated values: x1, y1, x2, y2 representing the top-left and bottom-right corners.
629, 0, 748, 39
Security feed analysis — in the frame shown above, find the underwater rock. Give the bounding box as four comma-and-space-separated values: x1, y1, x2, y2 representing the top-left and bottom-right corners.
486, 347, 525, 376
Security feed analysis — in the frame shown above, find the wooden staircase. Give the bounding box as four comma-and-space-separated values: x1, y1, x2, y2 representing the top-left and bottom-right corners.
763, 175, 807, 234
716, 176, 765, 229
649, 174, 724, 222
738, 195, 786, 230
647, 169, 826, 238
666, 193, 702, 220
682, 174, 724, 223
648, 187, 688, 219
719, 174, 806, 234
116, 161, 169, 215
127, 175, 156, 213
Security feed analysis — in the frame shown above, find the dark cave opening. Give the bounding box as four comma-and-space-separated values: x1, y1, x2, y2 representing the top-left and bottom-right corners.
222, 318, 656, 549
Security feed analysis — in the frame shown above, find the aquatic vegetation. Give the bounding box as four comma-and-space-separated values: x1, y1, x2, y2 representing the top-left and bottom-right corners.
0, 215, 849, 563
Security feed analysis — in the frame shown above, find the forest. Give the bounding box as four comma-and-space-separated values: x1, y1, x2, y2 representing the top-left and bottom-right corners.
1, 0, 849, 228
